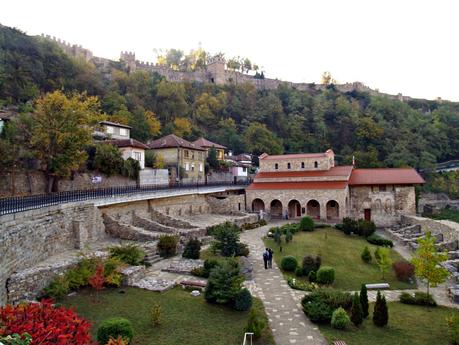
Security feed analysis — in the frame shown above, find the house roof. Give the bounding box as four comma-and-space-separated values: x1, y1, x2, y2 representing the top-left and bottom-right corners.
260, 149, 334, 161
148, 134, 206, 151
254, 165, 353, 179
226, 153, 252, 162
192, 137, 226, 150
349, 168, 425, 185
246, 181, 348, 190
106, 139, 149, 150
100, 120, 132, 129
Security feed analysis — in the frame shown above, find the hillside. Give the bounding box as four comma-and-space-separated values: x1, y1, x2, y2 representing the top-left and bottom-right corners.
1, 24, 459, 170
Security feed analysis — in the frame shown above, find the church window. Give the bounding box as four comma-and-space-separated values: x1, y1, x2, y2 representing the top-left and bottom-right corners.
287, 163, 291, 169
314, 161, 318, 168
275, 163, 279, 170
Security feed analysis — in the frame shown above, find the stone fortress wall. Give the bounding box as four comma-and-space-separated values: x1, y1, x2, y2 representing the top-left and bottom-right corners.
42, 35, 417, 101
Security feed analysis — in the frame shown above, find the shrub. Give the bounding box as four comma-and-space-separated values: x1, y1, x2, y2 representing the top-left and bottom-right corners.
89, 264, 105, 299
43, 275, 69, 300
367, 234, 394, 247
302, 255, 321, 276
191, 266, 207, 278
447, 314, 459, 345
299, 216, 315, 231
331, 307, 350, 330
205, 261, 244, 305
104, 257, 123, 287
393, 261, 415, 282
350, 292, 363, 326
212, 222, 242, 257
182, 238, 201, 259
295, 266, 305, 277
281, 256, 298, 272
335, 223, 344, 231
97, 317, 133, 345
109, 245, 145, 265
94, 142, 124, 176
122, 157, 140, 179
361, 246, 372, 263
308, 270, 317, 283
301, 288, 352, 323
236, 243, 250, 257
342, 217, 357, 235
373, 291, 388, 327
288, 278, 318, 291
399, 291, 437, 306
0, 333, 32, 345
232, 288, 253, 311
357, 219, 376, 237
285, 229, 293, 243
245, 309, 266, 339
0, 300, 92, 344
314, 223, 329, 229
317, 266, 335, 285
158, 235, 179, 257
151, 304, 161, 326
360, 284, 369, 318
105, 336, 128, 345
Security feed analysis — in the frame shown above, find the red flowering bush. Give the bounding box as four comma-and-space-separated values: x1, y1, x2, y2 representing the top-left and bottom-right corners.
0, 299, 94, 344
392, 260, 415, 282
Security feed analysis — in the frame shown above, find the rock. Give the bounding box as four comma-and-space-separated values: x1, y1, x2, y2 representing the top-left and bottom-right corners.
239, 256, 253, 280
162, 259, 204, 274
131, 277, 176, 292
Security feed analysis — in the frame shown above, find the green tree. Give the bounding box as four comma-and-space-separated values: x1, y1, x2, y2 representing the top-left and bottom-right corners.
93, 143, 124, 176
360, 284, 369, 318
243, 122, 283, 155
207, 147, 220, 170
350, 292, 363, 326
205, 261, 244, 305
30, 91, 101, 192
373, 291, 388, 327
375, 247, 392, 279
411, 232, 449, 296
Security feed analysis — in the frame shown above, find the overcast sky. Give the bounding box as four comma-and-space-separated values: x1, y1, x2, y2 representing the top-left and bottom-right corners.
2, 0, 458, 101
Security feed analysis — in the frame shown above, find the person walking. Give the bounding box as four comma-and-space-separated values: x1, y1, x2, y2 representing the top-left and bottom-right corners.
268, 248, 274, 268
263, 248, 269, 269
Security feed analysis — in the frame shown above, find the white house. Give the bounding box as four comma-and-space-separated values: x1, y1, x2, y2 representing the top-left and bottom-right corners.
106, 139, 149, 169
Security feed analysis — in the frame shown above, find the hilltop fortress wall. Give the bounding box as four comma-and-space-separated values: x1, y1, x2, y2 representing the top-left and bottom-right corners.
41, 34, 411, 101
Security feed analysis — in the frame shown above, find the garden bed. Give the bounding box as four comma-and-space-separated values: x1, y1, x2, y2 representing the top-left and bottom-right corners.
263, 227, 416, 290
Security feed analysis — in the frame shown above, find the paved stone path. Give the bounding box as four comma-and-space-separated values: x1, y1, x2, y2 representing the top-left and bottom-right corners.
241, 222, 328, 345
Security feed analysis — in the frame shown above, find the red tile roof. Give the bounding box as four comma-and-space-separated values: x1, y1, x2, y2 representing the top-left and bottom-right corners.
255, 166, 353, 179
192, 137, 226, 150
246, 181, 348, 190
105, 139, 149, 150
349, 168, 425, 185
148, 134, 206, 151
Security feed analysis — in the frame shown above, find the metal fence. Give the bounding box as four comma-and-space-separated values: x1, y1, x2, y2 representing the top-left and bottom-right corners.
0, 180, 251, 216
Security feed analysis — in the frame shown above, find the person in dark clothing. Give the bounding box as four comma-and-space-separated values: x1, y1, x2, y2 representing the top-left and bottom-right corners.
268, 248, 273, 268
263, 248, 269, 269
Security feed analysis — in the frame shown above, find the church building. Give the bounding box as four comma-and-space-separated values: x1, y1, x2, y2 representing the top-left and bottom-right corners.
245, 150, 425, 226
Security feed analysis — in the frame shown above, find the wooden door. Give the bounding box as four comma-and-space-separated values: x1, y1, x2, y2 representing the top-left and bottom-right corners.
364, 208, 371, 221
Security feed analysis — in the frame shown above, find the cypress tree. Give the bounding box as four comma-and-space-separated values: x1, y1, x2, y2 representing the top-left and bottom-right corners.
373, 291, 388, 327
360, 284, 369, 318
350, 292, 363, 326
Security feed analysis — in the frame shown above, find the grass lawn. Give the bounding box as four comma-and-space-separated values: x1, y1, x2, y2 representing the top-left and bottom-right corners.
319, 302, 459, 345
62, 287, 274, 345
426, 208, 459, 224
263, 227, 416, 291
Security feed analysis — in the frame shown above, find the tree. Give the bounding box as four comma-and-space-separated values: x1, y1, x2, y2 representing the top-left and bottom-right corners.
243, 122, 283, 155
93, 143, 124, 176
375, 247, 392, 279
204, 261, 244, 305
360, 284, 369, 318
350, 292, 363, 326
373, 291, 388, 327
172, 117, 192, 138
89, 264, 105, 302
411, 231, 449, 296
30, 91, 101, 192
207, 147, 220, 170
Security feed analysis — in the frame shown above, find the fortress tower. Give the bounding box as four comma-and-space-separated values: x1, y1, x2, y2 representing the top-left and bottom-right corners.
206, 56, 226, 85
120, 51, 137, 73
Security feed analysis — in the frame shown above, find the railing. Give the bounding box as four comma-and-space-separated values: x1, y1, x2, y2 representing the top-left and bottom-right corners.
0, 180, 251, 216
242, 332, 253, 345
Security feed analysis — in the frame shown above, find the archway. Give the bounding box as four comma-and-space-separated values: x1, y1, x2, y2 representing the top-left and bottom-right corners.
270, 199, 283, 218
307, 200, 320, 220
326, 200, 339, 220
288, 199, 301, 218
252, 198, 265, 212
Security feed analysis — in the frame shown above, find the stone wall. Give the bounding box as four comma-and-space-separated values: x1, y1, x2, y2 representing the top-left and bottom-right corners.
259, 154, 333, 172
349, 185, 416, 227
206, 192, 246, 214
401, 215, 459, 243
0, 203, 105, 305
0, 171, 136, 197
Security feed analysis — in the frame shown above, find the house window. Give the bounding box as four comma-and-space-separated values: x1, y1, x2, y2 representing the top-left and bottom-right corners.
133, 152, 142, 161
287, 163, 291, 169
185, 163, 189, 171
301, 162, 305, 169
119, 128, 128, 136
242, 167, 247, 172
184, 150, 189, 158
314, 161, 318, 168
199, 163, 203, 172
275, 163, 279, 170
106, 126, 114, 134
191, 163, 195, 172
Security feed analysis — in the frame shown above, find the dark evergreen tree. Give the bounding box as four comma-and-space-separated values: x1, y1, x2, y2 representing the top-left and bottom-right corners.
373, 291, 389, 327
350, 292, 363, 326
207, 147, 220, 170
360, 284, 369, 318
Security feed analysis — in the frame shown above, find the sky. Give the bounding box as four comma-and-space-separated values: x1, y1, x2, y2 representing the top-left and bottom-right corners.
1, 0, 458, 101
